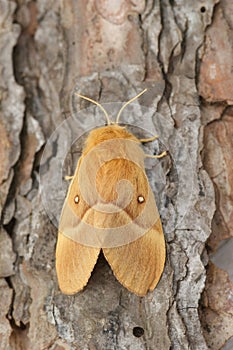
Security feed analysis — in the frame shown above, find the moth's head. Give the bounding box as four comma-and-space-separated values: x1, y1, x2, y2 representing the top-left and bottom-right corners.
83, 124, 139, 154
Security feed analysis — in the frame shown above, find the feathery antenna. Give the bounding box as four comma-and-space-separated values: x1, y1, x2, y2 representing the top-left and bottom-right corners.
116, 88, 147, 124
75, 93, 111, 125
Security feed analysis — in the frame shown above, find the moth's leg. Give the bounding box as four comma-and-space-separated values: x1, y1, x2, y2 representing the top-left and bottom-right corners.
64, 157, 82, 181
139, 135, 158, 143
65, 175, 74, 181
145, 151, 167, 159
142, 135, 167, 158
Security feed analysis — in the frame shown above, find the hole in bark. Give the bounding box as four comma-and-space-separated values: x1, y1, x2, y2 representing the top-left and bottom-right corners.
133, 326, 144, 337
200, 6, 206, 13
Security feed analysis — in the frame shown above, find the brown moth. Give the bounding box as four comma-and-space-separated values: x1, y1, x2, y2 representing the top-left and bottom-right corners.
56, 89, 166, 296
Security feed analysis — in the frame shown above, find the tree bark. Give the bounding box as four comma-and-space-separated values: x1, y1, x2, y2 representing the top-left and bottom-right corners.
0, 1, 232, 349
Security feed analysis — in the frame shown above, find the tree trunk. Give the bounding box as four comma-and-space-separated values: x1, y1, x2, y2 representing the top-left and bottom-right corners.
0, 1, 232, 349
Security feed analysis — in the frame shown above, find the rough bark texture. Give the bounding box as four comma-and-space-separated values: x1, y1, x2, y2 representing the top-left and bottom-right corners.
0, 0, 232, 349
199, 1, 233, 349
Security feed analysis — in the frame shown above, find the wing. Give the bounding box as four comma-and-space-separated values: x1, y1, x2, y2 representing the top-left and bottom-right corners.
103, 218, 166, 296
56, 231, 100, 294
56, 157, 100, 295
57, 135, 165, 295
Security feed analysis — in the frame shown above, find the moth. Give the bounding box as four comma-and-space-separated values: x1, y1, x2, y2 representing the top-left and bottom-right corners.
56, 89, 166, 296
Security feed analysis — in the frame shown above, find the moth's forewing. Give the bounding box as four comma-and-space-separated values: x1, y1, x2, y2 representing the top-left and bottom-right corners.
56, 157, 100, 295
